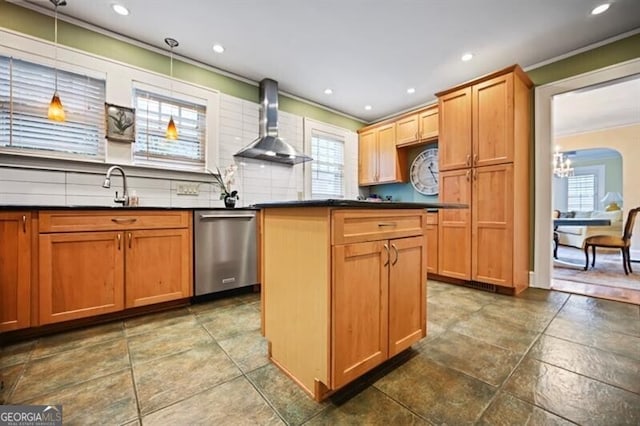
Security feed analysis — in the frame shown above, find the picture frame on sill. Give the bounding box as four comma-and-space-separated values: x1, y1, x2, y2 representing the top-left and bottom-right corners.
105, 103, 136, 143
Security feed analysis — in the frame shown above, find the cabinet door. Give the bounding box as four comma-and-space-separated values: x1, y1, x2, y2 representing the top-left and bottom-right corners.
438, 169, 471, 280
125, 228, 192, 308
0, 212, 31, 332
472, 164, 514, 286
439, 87, 472, 171
39, 231, 124, 324
358, 129, 378, 185
332, 240, 388, 389
425, 224, 438, 275
388, 235, 426, 357
377, 123, 400, 183
473, 73, 514, 167
418, 107, 438, 141
396, 114, 419, 146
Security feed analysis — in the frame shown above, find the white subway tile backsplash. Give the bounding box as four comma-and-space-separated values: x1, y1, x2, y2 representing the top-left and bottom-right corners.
0, 168, 66, 183
0, 194, 66, 205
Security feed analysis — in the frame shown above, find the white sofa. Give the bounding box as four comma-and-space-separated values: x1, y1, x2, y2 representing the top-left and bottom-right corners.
555, 210, 623, 249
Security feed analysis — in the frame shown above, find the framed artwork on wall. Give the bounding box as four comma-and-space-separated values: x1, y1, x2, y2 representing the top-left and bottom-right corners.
105, 103, 135, 143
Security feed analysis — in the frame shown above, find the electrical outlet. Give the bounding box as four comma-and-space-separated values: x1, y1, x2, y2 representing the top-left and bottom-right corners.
177, 183, 199, 196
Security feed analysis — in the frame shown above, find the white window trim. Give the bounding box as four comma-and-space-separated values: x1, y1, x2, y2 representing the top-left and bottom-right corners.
0, 28, 220, 180
303, 118, 358, 200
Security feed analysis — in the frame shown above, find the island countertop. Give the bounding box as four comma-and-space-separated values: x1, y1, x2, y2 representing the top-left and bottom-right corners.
253, 199, 466, 209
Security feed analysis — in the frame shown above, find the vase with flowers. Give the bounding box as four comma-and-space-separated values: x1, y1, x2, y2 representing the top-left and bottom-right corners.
208, 164, 239, 208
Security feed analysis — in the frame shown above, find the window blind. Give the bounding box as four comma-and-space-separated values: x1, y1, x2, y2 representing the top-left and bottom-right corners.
567, 174, 596, 211
0, 56, 106, 158
133, 88, 206, 168
311, 132, 344, 199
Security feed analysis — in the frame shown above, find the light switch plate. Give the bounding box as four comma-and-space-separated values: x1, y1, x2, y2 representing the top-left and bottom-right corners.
177, 183, 199, 196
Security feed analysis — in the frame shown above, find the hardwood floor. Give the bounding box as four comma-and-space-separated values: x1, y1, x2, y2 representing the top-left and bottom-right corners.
551, 245, 640, 305
552, 278, 640, 305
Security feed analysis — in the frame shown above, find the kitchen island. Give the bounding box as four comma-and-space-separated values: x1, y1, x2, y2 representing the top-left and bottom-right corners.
256, 200, 464, 400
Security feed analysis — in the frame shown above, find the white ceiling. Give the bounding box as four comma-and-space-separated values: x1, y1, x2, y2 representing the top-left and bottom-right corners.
18, 0, 640, 122
553, 75, 640, 136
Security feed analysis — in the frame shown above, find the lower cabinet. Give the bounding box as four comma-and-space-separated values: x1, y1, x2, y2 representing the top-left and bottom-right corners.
0, 212, 32, 332
425, 212, 438, 274
263, 208, 427, 400
38, 211, 192, 325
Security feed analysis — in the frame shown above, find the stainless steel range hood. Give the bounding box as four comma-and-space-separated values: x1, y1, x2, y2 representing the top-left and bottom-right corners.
234, 79, 312, 165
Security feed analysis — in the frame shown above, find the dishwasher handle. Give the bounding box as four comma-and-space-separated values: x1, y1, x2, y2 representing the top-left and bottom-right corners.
199, 214, 255, 220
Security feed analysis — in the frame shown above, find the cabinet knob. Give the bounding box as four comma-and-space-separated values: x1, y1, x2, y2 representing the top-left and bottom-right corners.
117, 234, 121, 250
473, 154, 479, 165
22, 215, 26, 233
466, 154, 471, 166
128, 232, 133, 249
466, 170, 471, 181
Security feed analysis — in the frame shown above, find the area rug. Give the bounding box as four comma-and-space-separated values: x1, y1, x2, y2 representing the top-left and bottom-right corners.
553, 245, 640, 290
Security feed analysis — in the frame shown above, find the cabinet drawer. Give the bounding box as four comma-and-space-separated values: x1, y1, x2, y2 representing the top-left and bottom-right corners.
39, 210, 190, 233
426, 212, 438, 225
332, 210, 426, 245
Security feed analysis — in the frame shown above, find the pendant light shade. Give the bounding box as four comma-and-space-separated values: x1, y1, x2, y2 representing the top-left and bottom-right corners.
164, 37, 179, 140
166, 116, 178, 140
49, 0, 67, 122
48, 92, 65, 121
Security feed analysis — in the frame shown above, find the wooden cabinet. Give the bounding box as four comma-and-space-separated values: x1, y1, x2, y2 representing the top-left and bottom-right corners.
358, 123, 407, 186
263, 208, 427, 400
125, 228, 191, 308
0, 212, 31, 332
395, 106, 439, 148
425, 212, 438, 275
436, 65, 531, 291
38, 210, 192, 325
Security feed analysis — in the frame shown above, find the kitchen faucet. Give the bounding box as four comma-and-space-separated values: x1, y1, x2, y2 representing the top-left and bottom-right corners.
102, 165, 129, 206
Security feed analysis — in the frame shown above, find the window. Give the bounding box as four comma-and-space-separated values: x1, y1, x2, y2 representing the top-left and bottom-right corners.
567, 173, 596, 211
0, 55, 106, 159
133, 88, 206, 168
310, 131, 344, 199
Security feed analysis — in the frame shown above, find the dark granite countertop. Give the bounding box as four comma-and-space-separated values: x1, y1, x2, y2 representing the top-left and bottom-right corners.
253, 199, 467, 209
0, 205, 258, 211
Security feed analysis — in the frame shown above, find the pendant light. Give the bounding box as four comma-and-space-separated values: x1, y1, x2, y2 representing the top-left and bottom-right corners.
164, 37, 179, 140
48, 0, 67, 122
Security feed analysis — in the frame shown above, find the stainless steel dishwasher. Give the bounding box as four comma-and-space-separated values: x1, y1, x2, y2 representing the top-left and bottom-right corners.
194, 209, 258, 295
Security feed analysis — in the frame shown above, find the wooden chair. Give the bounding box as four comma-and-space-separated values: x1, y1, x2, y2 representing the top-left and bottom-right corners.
584, 207, 639, 274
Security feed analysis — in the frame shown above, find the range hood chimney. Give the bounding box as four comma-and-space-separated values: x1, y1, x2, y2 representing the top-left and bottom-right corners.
234, 78, 312, 165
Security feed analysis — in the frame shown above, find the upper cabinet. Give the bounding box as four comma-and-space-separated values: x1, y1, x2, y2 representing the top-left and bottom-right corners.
438, 68, 526, 172
395, 105, 439, 148
358, 123, 407, 186
358, 104, 438, 186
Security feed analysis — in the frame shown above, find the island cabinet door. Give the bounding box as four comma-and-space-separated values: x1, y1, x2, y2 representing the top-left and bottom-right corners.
39, 231, 124, 324
332, 240, 389, 390
388, 235, 427, 357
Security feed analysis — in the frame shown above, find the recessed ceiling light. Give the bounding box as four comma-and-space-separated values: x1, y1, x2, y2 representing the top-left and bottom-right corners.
364, 105, 372, 111
111, 4, 129, 16
591, 3, 610, 15
461, 52, 473, 62
407, 87, 416, 94
212, 44, 225, 53
324, 88, 333, 95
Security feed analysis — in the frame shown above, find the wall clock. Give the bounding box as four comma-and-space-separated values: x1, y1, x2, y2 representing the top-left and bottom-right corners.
410, 147, 439, 195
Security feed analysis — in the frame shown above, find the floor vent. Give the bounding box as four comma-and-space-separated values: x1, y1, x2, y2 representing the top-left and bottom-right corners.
465, 281, 497, 293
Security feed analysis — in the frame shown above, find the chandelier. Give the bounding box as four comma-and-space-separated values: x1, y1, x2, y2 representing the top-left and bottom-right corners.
553, 148, 574, 178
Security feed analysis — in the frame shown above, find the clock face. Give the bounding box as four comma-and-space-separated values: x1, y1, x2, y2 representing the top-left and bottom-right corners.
410, 147, 439, 195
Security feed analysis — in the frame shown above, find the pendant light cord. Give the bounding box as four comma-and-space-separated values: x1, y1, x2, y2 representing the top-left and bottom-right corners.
53, 4, 58, 92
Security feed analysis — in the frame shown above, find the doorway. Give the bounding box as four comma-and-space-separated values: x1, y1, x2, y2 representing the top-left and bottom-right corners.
533, 58, 640, 303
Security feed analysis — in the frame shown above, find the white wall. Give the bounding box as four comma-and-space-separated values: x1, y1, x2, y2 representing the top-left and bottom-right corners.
0, 29, 358, 208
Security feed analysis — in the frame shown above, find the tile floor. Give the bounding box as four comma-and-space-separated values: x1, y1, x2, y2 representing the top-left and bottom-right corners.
1, 281, 639, 425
